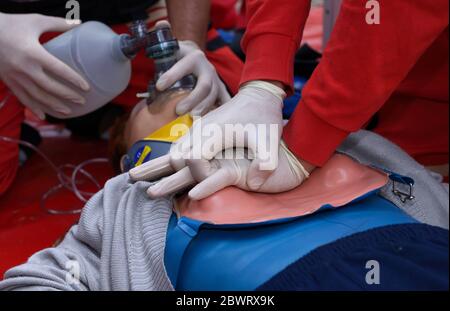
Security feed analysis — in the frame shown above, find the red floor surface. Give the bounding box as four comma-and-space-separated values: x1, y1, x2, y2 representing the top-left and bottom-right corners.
0, 136, 113, 278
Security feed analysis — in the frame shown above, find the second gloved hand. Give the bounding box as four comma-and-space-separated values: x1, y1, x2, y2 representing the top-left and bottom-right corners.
0, 13, 90, 119
129, 142, 310, 200
156, 40, 231, 116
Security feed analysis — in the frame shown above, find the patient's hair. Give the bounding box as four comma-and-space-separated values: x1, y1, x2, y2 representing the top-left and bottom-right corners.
108, 112, 130, 175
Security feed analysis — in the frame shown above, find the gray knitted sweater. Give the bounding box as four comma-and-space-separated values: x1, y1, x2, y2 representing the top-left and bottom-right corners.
0, 174, 174, 291
0, 130, 448, 291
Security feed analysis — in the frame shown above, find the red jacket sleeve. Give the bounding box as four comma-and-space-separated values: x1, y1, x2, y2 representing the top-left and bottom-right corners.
283, 0, 449, 166
240, 0, 311, 93
0, 84, 24, 196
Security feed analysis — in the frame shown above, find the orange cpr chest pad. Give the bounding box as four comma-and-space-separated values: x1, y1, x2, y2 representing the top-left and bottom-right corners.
175, 154, 389, 224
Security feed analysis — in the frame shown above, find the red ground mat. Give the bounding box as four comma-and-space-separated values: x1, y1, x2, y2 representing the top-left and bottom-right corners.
0, 136, 113, 278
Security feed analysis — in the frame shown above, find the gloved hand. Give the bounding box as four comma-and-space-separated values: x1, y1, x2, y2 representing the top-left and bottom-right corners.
0, 13, 90, 119
156, 39, 231, 116
171, 80, 286, 190
129, 142, 310, 200
130, 80, 288, 195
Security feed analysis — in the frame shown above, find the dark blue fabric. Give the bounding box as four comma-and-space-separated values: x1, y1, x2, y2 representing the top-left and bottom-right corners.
258, 224, 449, 291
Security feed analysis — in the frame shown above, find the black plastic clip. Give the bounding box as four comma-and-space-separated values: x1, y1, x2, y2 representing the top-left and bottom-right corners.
390, 174, 415, 203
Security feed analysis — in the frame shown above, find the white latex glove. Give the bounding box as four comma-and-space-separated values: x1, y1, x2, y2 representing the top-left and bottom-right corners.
169, 81, 286, 191
0, 13, 90, 119
129, 142, 310, 200
156, 40, 231, 116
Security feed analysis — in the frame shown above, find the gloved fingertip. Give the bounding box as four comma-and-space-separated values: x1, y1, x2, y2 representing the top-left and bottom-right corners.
155, 20, 171, 29
128, 167, 142, 181
68, 20, 82, 28
147, 186, 162, 199
190, 104, 206, 116
156, 77, 169, 91
176, 103, 189, 116
188, 188, 203, 201
56, 107, 72, 115
72, 97, 86, 105
81, 82, 90, 92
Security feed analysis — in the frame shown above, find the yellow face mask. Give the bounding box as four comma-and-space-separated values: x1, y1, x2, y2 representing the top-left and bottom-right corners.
121, 114, 193, 172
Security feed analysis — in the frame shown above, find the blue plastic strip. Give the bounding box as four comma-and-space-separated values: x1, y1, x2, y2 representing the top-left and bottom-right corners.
164, 217, 202, 288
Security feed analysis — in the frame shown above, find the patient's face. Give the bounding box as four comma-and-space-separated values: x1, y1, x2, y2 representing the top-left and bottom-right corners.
124, 91, 189, 149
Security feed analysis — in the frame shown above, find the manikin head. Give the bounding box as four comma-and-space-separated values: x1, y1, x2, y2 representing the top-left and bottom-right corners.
109, 90, 191, 173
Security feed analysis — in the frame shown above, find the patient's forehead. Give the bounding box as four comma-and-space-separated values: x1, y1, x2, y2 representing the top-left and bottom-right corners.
124, 92, 189, 149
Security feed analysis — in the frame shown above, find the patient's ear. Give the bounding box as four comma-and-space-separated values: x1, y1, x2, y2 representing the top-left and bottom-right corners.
120, 155, 127, 173
108, 112, 130, 175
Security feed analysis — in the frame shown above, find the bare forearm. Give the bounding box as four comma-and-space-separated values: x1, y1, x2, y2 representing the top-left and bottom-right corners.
166, 0, 210, 49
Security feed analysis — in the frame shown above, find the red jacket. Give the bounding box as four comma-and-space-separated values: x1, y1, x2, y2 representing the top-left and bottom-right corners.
211, 0, 240, 29
241, 0, 449, 168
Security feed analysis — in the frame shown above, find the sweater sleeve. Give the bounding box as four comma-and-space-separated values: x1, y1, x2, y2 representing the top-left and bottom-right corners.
283, 0, 449, 166
240, 0, 311, 93
0, 190, 105, 291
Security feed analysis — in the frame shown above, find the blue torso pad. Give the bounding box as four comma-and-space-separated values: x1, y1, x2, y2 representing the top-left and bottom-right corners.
165, 194, 416, 291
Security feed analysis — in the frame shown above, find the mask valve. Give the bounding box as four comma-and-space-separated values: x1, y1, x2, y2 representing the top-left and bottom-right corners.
145, 23, 196, 103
